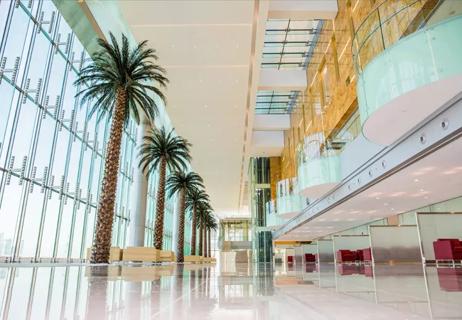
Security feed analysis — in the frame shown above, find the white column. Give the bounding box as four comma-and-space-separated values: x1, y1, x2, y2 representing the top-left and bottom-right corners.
128, 118, 150, 247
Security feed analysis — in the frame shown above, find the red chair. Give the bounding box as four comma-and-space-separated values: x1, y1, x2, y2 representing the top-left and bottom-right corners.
433, 239, 462, 260
337, 264, 359, 275
437, 268, 462, 291
362, 248, 372, 262
336, 250, 356, 263
305, 253, 316, 263
287, 255, 294, 264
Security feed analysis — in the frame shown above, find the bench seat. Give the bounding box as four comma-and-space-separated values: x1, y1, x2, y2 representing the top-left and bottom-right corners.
122, 247, 160, 262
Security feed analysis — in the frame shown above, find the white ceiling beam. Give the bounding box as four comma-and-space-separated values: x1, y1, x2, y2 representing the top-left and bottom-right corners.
268, 0, 338, 20
250, 130, 284, 156
259, 69, 307, 91
253, 114, 290, 131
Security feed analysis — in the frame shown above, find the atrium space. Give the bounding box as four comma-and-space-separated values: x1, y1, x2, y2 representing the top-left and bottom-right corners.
0, 0, 462, 319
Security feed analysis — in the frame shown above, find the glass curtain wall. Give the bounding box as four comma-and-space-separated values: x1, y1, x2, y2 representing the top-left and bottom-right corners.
0, 0, 137, 262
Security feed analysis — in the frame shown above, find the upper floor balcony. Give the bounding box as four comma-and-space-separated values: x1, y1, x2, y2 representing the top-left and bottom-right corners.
354, 0, 462, 145
276, 177, 304, 218
297, 133, 341, 199
265, 199, 287, 228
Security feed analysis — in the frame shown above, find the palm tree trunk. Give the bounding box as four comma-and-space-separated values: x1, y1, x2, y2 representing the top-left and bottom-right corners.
153, 158, 167, 249
204, 228, 208, 258
91, 88, 127, 263
190, 206, 197, 255
208, 229, 211, 258
176, 189, 186, 262
198, 224, 203, 256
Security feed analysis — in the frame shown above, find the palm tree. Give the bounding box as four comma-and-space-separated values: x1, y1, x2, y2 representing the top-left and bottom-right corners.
139, 128, 191, 249
186, 189, 209, 255
166, 171, 204, 262
196, 204, 211, 257
202, 211, 213, 258
75, 33, 168, 263
206, 215, 218, 258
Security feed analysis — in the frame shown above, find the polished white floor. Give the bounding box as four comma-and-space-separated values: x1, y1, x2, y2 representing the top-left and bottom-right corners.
0, 261, 461, 319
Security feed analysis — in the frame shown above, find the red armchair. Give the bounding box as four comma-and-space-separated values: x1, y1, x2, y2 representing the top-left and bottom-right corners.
305, 253, 316, 263
336, 250, 356, 263
433, 239, 462, 260
287, 255, 294, 264
362, 248, 372, 262
356, 250, 364, 261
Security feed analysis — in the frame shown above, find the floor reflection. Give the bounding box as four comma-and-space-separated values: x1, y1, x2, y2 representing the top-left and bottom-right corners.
0, 262, 460, 319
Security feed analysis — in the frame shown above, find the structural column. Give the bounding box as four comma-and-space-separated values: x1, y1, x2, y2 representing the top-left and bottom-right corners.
128, 118, 150, 247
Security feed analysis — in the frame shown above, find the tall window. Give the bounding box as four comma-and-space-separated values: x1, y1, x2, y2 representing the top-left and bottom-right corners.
0, 0, 135, 261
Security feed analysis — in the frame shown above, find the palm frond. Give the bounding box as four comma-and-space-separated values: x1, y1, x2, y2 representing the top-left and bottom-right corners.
75, 32, 168, 125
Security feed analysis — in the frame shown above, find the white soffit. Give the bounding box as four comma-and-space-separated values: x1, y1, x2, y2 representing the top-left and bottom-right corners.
250, 130, 284, 157
268, 0, 338, 20
259, 69, 307, 91
253, 114, 291, 131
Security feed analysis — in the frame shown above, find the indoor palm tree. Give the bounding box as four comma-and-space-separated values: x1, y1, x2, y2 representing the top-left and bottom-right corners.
197, 204, 211, 257
75, 33, 168, 263
166, 171, 204, 262
186, 189, 209, 255
202, 211, 214, 258
206, 215, 218, 258
139, 128, 191, 249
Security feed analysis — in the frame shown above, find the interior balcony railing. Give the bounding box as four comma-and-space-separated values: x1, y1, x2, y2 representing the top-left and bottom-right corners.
353, 0, 462, 144
297, 132, 342, 200
265, 200, 287, 228
275, 177, 304, 218
352, 0, 446, 73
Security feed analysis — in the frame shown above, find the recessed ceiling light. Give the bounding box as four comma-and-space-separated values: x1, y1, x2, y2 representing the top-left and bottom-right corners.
414, 178, 419, 182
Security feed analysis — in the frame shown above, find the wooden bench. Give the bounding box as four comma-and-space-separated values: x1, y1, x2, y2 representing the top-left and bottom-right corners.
159, 250, 176, 262
122, 247, 160, 263
86, 247, 122, 262
184, 255, 204, 263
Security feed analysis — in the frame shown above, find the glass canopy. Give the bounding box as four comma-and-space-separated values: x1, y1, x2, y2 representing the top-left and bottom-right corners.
255, 90, 300, 114
262, 19, 323, 70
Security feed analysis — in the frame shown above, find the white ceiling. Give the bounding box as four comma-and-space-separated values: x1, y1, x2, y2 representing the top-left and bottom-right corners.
278, 136, 462, 240
118, 1, 268, 218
